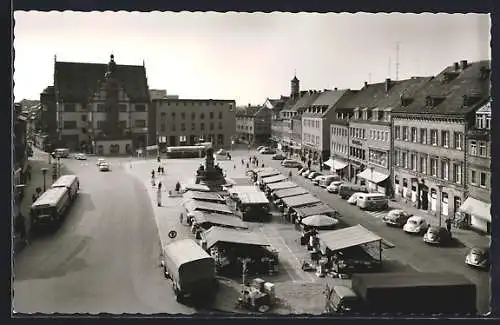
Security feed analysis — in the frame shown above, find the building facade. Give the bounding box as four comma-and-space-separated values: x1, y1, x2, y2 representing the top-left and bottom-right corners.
270, 76, 301, 149
42, 55, 151, 155
462, 100, 491, 233
236, 105, 271, 145
302, 89, 347, 163
153, 98, 236, 150
392, 60, 490, 226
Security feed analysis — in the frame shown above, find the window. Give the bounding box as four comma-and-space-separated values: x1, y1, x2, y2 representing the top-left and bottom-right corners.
181, 123, 186, 131
160, 123, 166, 132
441, 131, 450, 148
454, 132, 463, 150
172, 124, 176, 131
419, 155, 427, 174
135, 119, 146, 128
210, 112, 214, 119
430, 158, 438, 177
179, 135, 187, 143
219, 111, 223, 119
369, 149, 387, 167
191, 112, 196, 120
394, 126, 401, 140
210, 122, 214, 131
218, 122, 223, 130
81, 115, 87, 122
385, 131, 389, 142
119, 120, 127, 130
118, 104, 127, 112
470, 141, 477, 156
410, 153, 417, 171
476, 114, 485, 129
63, 121, 77, 129
181, 112, 186, 119
486, 115, 491, 129
171, 112, 176, 119
200, 113, 205, 119
97, 104, 106, 112
401, 151, 408, 168
191, 123, 195, 131
135, 104, 146, 112
471, 170, 477, 184
453, 163, 463, 184
200, 123, 205, 131
64, 104, 76, 112
402, 126, 408, 141
479, 142, 487, 157
411, 127, 417, 142
394, 150, 400, 166
441, 160, 449, 180
430, 129, 438, 145
420, 129, 427, 144
96, 121, 105, 129
480, 172, 487, 188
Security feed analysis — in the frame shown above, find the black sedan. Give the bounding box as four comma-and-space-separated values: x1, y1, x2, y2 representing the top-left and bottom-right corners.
382, 209, 412, 228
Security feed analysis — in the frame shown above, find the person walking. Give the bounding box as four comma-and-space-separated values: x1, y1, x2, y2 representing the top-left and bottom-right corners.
241, 159, 245, 166
445, 218, 452, 235
157, 166, 161, 174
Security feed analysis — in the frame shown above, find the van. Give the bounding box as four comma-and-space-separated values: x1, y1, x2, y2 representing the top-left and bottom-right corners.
319, 175, 341, 188
55, 148, 70, 158
356, 193, 388, 211
338, 184, 368, 200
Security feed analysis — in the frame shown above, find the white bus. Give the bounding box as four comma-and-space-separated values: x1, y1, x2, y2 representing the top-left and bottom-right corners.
166, 146, 207, 159
51, 175, 80, 201
30, 187, 71, 229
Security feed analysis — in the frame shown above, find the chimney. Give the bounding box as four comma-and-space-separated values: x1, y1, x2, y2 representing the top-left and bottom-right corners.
248, 103, 251, 107
364, 81, 368, 87
385, 78, 391, 92
460, 60, 468, 70
454, 62, 460, 71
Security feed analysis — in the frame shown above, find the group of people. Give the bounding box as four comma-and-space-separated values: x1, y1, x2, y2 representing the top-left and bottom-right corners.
242, 156, 264, 169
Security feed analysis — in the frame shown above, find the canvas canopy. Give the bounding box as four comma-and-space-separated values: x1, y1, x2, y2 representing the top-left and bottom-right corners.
184, 199, 233, 215
295, 203, 337, 218
281, 193, 321, 208
202, 226, 270, 249
189, 211, 248, 229
273, 187, 309, 199
266, 181, 298, 191
318, 224, 382, 252
183, 191, 225, 203
262, 174, 288, 184
238, 191, 269, 205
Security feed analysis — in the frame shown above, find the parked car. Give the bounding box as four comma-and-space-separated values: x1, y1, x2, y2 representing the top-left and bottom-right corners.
260, 148, 276, 154
312, 175, 326, 186
339, 184, 368, 200
257, 146, 266, 152
297, 167, 308, 175
308, 171, 322, 180
347, 192, 364, 205
465, 247, 490, 269
382, 209, 412, 227
99, 162, 111, 172
97, 158, 106, 166
272, 153, 286, 160
423, 226, 452, 246
356, 193, 389, 211
301, 169, 313, 177
282, 159, 302, 168
74, 153, 87, 160
326, 181, 344, 193
319, 175, 340, 188
403, 216, 428, 234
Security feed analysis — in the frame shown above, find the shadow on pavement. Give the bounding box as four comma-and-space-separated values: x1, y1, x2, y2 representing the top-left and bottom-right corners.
380, 259, 418, 273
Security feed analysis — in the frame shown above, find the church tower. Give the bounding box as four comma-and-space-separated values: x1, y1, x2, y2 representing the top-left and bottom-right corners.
291, 74, 300, 99
104, 54, 120, 137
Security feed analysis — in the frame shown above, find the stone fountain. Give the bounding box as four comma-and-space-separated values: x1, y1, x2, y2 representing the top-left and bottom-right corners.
195, 147, 226, 190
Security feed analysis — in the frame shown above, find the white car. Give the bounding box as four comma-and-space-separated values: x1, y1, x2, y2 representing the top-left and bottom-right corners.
308, 172, 322, 180
312, 175, 326, 186
74, 153, 87, 160
403, 216, 428, 234
97, 158, 106, 166
347, 192, 364, 205
99, 162, 110, 172
326, 181, 344, 193
282, 159, 302, 168
257, 146, 266, 152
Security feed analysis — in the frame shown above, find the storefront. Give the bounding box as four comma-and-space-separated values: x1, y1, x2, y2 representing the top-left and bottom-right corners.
458, 197, 491, 234
356, 168, 389, 195
324, 158, 348, 178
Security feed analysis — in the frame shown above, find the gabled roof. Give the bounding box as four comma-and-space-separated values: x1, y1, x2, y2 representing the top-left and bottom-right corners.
302, 89, 349, 117
371, 77, 432, 110
286, 91, 322, 112
236, 105, 262, 117
54, 59, 150, 103
393, 60, 491, 115
333, 82, 389, 110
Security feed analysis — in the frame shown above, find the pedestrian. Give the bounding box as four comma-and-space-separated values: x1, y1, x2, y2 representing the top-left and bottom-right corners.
151, 169, 155, 178
288, 170, 292, 180
241, 159, 244, 166
157, 156, 161, 163
228, 153, 232, 160
158, 166, 161, 174
162, 166, 165, 175
158, 181, 162, 191
261, 163, 264, 168
246, 163, 249, 169
234, 164, 236, 169
256, 158, 259, 166
446, 218, 452, 234
179, 212, 184, 224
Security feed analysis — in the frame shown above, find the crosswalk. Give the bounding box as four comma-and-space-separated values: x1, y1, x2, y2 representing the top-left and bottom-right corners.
363, 209, 390, 220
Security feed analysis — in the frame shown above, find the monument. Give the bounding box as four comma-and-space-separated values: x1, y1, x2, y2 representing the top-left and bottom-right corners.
195, 148, 226, 190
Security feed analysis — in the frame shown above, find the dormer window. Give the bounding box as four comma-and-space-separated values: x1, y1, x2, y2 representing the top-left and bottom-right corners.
354, 109, 360, 120
362, 109, 369, 120
372, 108, 379, 121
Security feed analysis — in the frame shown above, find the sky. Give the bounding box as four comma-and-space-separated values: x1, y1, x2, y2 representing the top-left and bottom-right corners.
14, 12, 490, 106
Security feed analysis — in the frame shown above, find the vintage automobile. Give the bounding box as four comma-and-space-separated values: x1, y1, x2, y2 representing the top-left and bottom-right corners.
99, 162, 111, 172
465, 247, 490, 269
272, 153, 286, 160
423, 226, 452, 246
307, 171, 322, 180
281, 159, 302, 168
74, 153, 87, 160
326, 181, 344, 193
259, 148, 276, 155
403, 216, 428, 234
382, 209, 412, 227
347, 192, 365, 205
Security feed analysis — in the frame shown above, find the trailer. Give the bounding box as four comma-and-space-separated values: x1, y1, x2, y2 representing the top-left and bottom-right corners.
325, 272, 477, 315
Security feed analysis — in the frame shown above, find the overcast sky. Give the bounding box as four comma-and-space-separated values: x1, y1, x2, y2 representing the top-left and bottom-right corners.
14, 12, 490, 106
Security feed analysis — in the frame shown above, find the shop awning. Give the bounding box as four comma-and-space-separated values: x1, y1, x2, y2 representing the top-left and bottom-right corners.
324, 159, 335, 169
295, 203, 337, 218
267, 181, 298, 191
202, 226, 270, 249
274, 187, 309, 199
257, 170, 280, 179
318, 224, 382, 252
238, 191, 269, 205
281, 193, 321, 208
262, 174, 288, 184
228, 185, 261, 196
183, 191, 225, 203
190, 211, 248, 229
184, 199, 233, 215
357, 169, 389, 184
459, 197, 491, 222
324, 159, 348, 170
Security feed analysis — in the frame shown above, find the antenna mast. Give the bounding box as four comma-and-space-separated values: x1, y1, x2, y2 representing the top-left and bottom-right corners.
395, 41, 400, 81
388, 57, 392, 79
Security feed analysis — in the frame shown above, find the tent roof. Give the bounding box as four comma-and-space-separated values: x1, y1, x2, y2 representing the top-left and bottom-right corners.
318, 224, 382, 252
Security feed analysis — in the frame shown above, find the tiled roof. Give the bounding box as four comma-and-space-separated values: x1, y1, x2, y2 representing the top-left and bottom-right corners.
371, 77, 432, 110
333, 82, 390, 109
302, 89, 348, 117
236, 106, 262, 117
287, 91, 322, 112
54, 59, 150, 102
393, 60, 491, 115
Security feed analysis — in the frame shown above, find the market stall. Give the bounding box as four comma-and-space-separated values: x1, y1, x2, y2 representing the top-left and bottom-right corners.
255, 170, 280, 183
237, 191, 271, 221
201, 226, 279, 276
260, 174, 289, 191
265, 181, 298, 197
188, 211, 248, 238
184, 198, 233, 216
294, 203, 339, 222
183, 191, 226, 204
281, 194, 322, 223
272, 187, 310, 211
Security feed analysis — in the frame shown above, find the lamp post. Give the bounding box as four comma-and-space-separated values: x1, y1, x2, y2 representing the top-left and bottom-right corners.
370, 166, 374, 192
41, 167, 48, 191
437, 184, 443, 227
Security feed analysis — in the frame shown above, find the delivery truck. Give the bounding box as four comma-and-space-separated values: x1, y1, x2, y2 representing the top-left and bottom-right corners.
325, 272, 477, 315
161, 239, 218, 303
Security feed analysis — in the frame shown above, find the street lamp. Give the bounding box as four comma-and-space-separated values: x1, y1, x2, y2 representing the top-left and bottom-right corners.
436, 184, 443, 227
41, 167, 48, 192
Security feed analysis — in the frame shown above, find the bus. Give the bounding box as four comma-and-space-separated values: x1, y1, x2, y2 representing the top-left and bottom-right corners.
30, 187, 71, 229
166, 146, 207, 159
51, 175, 80, 201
